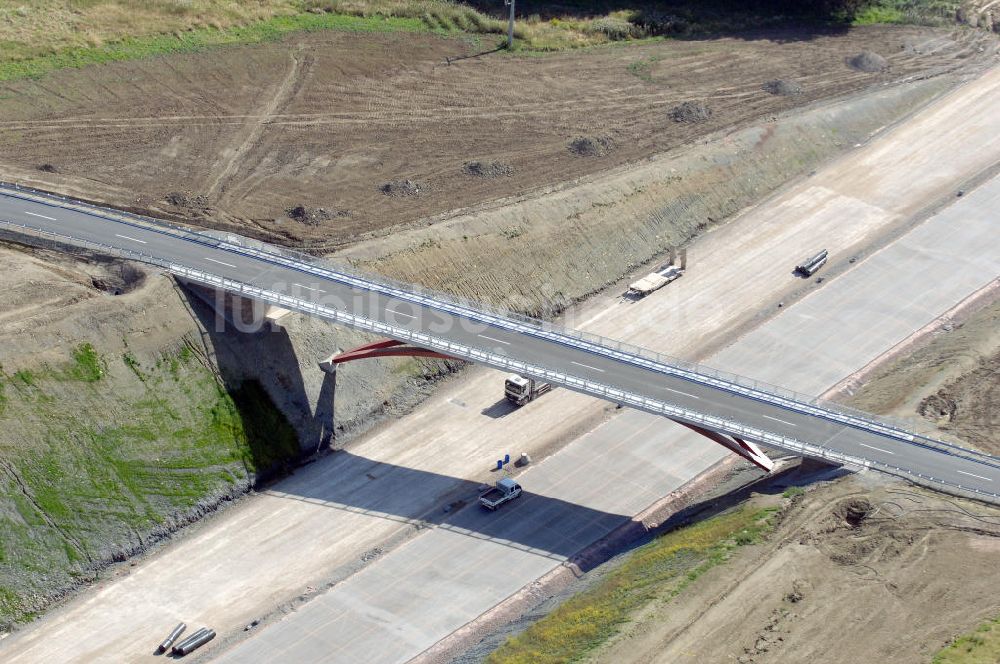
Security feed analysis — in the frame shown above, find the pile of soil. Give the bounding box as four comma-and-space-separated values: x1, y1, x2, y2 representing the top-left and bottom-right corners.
918, 392, 958, 421
669, 101, 713, 123
848, 51, 889, 73
165, 191, 209, 209
463, 160, 514, 178
568, 136, 616, 157
379, 179, 422, 197
285, 205, 350, 226
762, 79, 803, 96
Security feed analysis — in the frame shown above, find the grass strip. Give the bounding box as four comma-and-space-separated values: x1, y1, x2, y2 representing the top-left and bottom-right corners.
933, 616, 1000, 664
487, 505, 779, 664
0, 12, 431, 82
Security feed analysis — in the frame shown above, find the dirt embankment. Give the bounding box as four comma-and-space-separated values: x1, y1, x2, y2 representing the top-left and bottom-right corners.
0, 26, 992, 249
588, 474, 1000, 664
339, 75, 954, 315
572, 290, 1000, 664
843, 292, 1000, 454
0, 238, 450, 628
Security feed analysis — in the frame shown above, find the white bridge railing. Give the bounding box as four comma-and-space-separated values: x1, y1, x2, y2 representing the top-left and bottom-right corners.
2, 183, 999, 505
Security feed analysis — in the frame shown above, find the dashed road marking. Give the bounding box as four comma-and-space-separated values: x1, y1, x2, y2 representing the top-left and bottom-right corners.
662, 386, 699, 399
114, 234, 146, 244
957, 470, 992, 482
294, 283, 325, 293
478, 334, 510, 345
762, 414, 797, 427
387, 309, 416, 319
572, 361, 605, 373
25, 210, 56, 221
204, 257, 237, 269
859, 443, 894, 455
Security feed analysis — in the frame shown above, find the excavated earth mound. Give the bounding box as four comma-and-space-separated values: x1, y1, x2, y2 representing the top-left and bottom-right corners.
164, 191, 209, 210
463, 160, 514, 178
849, 50, 890, 72
568, 136, 616, 157
763, 79, 804, 96
670, 101, 713, 123
286, 205, 350, 225
379, 179, 423, 197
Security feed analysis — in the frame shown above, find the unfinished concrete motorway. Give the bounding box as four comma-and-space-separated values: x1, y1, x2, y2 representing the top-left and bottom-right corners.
1, 184, 998, 502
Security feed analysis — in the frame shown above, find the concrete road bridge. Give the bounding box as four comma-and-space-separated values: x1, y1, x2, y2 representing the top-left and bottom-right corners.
2, 183, 998, 503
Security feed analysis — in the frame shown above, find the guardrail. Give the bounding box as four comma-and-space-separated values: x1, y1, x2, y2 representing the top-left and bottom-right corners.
1, 180, 993, 470
1, 217, 998, 505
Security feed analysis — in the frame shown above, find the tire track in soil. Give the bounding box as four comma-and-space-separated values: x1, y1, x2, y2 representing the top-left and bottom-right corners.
0, 33, 982, 136
205, 44, 315, 204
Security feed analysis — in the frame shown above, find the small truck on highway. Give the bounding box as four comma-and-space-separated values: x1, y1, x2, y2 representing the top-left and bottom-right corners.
504, 374, 552, 406
627, 264, 683, 298
479, 478, 522, 510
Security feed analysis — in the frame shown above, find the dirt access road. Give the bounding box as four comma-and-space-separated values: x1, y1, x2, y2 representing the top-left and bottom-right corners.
6, 57, 1000, 663
0, 26, 989, 248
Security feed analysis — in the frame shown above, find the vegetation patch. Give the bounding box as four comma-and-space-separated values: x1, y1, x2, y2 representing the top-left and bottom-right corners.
0, 1, 968, 82
933, 615, 1000, 663
487, 505, 780, 664
0, 9, 429, 82
13, 369, 37, 387
627, 54, 663, 82
0, 344, 301, 628
852, 0, 959, 26
66, 343, 103, 383
230, 380, 302, 476
782, 485, 806, 498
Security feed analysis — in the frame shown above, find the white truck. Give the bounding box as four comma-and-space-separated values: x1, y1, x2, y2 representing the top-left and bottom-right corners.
504, 374, 552, 406
479, 478, 522, 510
627, 264, 683, 298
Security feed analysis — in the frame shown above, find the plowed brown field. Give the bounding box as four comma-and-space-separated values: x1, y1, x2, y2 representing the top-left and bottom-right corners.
0, 25, 990, 249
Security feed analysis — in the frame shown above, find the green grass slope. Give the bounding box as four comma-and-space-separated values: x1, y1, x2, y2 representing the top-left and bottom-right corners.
0, 342, 299, 628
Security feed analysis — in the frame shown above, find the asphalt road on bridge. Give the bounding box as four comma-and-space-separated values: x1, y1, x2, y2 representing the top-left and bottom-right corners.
1, 188, 998, 499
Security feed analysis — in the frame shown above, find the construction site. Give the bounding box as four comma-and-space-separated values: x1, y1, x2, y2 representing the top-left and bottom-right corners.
0, 1, 999, 662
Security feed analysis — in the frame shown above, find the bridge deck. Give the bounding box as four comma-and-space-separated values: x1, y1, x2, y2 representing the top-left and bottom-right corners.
1, 185, 997, 502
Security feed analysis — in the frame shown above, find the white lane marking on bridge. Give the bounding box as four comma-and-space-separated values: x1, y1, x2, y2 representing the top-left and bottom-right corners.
762, 414, 796, 427
478, 334, 510, 345
294, 283, 325, 293
662, 386, 699, 399
572, 361, 605, 373
859, 442, 894, 455
386, 309, 416, 319
114, 233, 146, 244
204, 257, 237, 269
24, 210, 56, 221
957, 470, 992, 482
